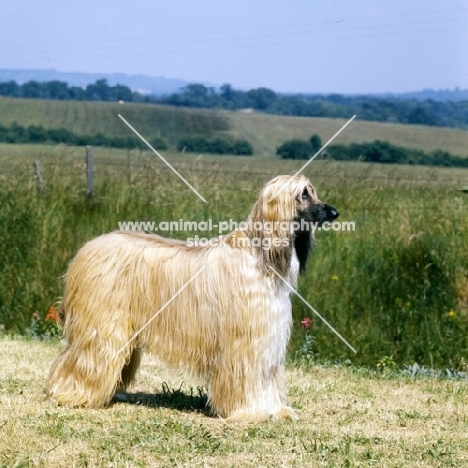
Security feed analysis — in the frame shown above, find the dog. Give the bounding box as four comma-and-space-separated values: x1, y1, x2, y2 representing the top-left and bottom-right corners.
47, 174, 339, 422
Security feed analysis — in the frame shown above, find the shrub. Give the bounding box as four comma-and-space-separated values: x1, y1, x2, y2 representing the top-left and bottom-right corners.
276, 139, 312, 160
47, 128, 75, 143
325, 140, 468, 168
27, 125, 48, 143
231, 140, 253, 155
0, 122, 170, 150
310, 134, 322, 153
150, 137, 169, 151
177, 136, 253, 155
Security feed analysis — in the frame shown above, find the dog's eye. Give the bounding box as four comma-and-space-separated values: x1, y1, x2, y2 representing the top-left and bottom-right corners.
301, 188, 309, 200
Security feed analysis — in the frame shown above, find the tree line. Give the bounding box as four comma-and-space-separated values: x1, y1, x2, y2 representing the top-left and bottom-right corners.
1, 79, 468, 129
0, 122, 168, 150
277, 135, 468, 168
0, 78, 135, 102
0, 121, 252, 155
160, 84, 468, 129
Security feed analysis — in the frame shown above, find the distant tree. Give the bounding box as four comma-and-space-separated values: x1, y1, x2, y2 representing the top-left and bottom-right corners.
327, 94, 346, 103
113, 84, 133, 102
309, 134, 322, 153
86, 79, 111, 101
407, 107, 437, 126
247, 87, 277, 110
220, 83, 234, 100
45, 81, 70, 100
180, 84, 210, 107
0, 80, 19, 97
68, 86, 86, 100
276, 139, 312, 160
22, 81, 42, 98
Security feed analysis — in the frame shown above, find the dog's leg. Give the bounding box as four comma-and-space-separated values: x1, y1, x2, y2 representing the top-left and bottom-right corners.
47, 338, 135, 408
207, 284, 298, 422
207, 356, 298, 423
116, 347, 142, 392
217, 366, 298, 423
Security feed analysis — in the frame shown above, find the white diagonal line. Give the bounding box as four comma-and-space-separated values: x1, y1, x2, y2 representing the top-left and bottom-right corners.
116, 265, 207, 356
268, 114, 356, 202
118, 114, 207, 203
269, 266, 357, 353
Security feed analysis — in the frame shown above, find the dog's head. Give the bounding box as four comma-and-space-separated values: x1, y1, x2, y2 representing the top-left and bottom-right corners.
292, 178, 339, 227
259, 174, 338, 226
248, 175, 339, 275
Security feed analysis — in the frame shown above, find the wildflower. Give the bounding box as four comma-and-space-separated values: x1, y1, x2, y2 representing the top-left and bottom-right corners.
301, 317, 312, 329
45, 306, 59, 322
331, 275, 338, 281
447, 310, 456, 318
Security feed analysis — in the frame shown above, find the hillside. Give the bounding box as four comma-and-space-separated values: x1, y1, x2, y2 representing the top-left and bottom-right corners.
0, 98, 467, 157
1, 338, 466, 467
0, 98, 229, 144
226, 112, 468, 158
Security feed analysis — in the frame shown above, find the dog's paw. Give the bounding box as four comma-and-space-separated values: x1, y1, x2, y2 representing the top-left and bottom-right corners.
223, 405, 299, 423
276, 405, 299, 421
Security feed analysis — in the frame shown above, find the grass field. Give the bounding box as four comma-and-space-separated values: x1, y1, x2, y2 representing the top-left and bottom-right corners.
0, 98, 467, 156
1, 337, 467, 467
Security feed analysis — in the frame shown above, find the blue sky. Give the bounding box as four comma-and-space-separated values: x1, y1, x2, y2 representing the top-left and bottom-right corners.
1, 0, 467, 94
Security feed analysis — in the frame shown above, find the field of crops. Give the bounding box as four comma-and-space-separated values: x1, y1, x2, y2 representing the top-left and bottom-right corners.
0, 97, 467, 156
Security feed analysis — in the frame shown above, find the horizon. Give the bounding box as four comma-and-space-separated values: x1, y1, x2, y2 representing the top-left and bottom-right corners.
1, 1, 467, 95
1, 67, 467, 98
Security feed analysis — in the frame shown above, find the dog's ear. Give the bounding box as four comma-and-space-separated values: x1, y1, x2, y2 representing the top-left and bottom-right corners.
245, 177, 300, 275
260, 177, 297, 225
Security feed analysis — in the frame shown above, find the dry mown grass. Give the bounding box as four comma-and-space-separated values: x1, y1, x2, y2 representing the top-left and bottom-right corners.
1, 338, 466, 467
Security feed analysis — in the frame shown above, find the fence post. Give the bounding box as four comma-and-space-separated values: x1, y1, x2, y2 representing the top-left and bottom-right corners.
86, 146, 93, 198
33, 160, 44, 194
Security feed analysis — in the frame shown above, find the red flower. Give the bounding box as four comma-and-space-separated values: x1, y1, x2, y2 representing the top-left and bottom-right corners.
301, 317, 312, 329
45, 306, 59, 322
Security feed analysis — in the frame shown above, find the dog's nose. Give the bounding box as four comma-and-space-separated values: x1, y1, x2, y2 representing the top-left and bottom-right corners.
330, 208, 339, 219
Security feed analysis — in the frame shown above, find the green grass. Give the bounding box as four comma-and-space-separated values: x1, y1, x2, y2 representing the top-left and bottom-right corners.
0, 338, 467, 467
0, 143, 467, 368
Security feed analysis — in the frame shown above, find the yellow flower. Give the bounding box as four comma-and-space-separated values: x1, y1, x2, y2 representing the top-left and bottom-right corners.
447, 310, 456, 318
331, 275, 338, 281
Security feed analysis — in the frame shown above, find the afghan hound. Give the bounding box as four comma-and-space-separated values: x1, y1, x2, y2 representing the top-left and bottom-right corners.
47, 175, 339, 422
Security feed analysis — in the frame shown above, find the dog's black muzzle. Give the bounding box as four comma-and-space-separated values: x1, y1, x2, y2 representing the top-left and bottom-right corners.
306, 203, 339, 225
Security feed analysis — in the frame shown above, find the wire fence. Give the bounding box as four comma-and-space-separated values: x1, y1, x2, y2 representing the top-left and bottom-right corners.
3, 146, 468, 197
